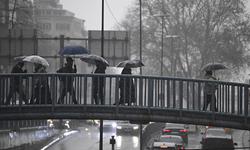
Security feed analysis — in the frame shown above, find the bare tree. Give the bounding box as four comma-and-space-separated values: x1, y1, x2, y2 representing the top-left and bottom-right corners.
0, 0, 35, 29
119, 0, 250, 79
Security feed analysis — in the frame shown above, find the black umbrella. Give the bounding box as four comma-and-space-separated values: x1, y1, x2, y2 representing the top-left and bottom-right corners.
116, 60, 144, 68
201, 62, 227, 71
58, 45, 89, 55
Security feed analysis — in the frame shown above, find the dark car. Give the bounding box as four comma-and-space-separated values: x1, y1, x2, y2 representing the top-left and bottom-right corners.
157, 135, 185, 150
148, 142, 177, 150
116, 120, 140, 135
205, 125, 230, 134
200, 132, 237, 150
162, 123, 188, 144
201, 128, 226, 144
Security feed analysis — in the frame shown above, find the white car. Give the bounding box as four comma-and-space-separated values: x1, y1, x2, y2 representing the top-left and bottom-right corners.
116, 120, 140, 135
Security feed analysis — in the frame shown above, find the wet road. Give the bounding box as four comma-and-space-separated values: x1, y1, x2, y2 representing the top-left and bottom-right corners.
45, 124, 140, 150
44, 124, 247, 150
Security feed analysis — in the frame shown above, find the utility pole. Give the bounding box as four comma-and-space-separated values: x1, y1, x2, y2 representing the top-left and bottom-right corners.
154, 14, 170, 76
166, 35, 179, 76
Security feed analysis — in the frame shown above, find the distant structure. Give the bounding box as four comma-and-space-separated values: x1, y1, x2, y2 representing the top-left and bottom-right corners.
34, 0, 87, 39
34, 0, 88, 72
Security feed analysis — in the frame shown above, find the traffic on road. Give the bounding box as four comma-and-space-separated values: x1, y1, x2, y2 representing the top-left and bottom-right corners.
41, 120, 250, 150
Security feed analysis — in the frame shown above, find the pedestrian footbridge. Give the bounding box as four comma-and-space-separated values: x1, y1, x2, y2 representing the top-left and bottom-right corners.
1, 73, 250, 130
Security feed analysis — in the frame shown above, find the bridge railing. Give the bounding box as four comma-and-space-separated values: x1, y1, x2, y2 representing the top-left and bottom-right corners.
0, 73, 250, 115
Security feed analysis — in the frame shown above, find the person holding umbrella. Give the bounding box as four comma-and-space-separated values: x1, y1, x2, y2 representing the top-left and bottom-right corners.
57, 56, 78, 104
201, 62, 227, 111
114, 67, 136, 105
114, 59, 144, 105
203, 71, 219, 111
5, 61, 29, 105
29, 63, 52, 104
93, 60, 107, 105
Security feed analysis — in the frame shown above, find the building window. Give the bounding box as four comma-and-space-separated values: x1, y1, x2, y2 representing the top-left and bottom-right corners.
53, 10, 57, 15
2, 11, 5, 23
56, 23, 70, 30
58, 10, 62, 15
39, 23, 51, 30
46, 10, 51, 15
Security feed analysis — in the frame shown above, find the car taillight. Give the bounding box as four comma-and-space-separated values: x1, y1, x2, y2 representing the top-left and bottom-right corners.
163, 129, 170, 132
179, 129, 186, 132
178, 147, 184, 150
205, 126, 209, 129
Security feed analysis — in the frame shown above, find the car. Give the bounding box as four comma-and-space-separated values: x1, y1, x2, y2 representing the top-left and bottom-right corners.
201, 128, 227, 144
98, 120, 117, 132
205, 126, 230, 134
85, 119, 99, 125
116, 120, 140, 135
200, 131, 237, 150
162, 123, 188, 144
157, 135, 185, 150
147, 142, 178, 150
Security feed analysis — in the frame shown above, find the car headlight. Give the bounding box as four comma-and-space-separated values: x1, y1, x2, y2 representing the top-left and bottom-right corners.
112, 123, 117, 128
117, 126, 122, 129
133, 126, 139, 130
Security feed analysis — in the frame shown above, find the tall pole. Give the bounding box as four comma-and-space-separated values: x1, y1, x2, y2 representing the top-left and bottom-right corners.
100, 1, 104, 150
101, 0, 104, 58
170, 37, 173, 76
161, 17, 164, 76
166, 35, 179, 76
154, 14, 169, 76
140, 0, 142, 75
139, 1, 143, 150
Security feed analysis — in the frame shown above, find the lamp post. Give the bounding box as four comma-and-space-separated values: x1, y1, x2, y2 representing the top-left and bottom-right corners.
154, 14, 170, 76
166, 35, 179, 76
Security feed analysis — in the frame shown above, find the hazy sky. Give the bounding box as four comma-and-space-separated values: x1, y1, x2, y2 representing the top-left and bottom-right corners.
59, 0, 250, 30
59, 0, 135, 30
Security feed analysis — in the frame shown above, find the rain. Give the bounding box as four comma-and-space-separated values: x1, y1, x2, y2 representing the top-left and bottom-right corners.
1, 0, 250, 150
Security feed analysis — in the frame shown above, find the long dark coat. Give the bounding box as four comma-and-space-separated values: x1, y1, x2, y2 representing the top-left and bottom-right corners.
119, 68, 136, 104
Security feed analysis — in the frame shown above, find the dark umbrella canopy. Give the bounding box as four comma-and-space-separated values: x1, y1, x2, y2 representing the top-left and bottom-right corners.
80, 54, 109, 66
201, 62, 227, 71
58, 45, 89, 55
116, 60, 144, 68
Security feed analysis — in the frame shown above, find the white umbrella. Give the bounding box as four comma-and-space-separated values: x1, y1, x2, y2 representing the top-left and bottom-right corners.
13, 55, 27, 63
23, 55, 49, 67
80, 54, 109, 66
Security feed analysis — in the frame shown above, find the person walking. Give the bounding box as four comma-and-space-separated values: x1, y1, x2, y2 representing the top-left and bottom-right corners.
29, 63, 52, 104
115, 67, 136, 105
5, 62, 29, 105
93, 60, 107, 105
203, 71, 218, 111
57, 57, 78, 104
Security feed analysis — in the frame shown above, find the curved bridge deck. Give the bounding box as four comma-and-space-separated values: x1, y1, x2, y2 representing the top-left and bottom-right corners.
0, 73, 250, 130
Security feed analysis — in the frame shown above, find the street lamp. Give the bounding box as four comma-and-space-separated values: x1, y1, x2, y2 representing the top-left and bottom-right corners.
154, 13, 170, 76
166, 35, 179, 76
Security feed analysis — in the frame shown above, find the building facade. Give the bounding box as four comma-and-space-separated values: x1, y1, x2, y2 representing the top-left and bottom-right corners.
34, 0, 87, 40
